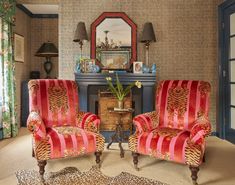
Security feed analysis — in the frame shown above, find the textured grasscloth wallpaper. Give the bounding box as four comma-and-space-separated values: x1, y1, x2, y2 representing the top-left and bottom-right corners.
14, 7, 58, 126
59, 0, 222, 131
14, 8, 31, 126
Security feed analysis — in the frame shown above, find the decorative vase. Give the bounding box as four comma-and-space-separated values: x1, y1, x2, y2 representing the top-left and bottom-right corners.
92, 64, 100, 73
117, 100, 124, 109
142, 64, 150, 73
151, 64, 156, 73
76, 63, 81, 73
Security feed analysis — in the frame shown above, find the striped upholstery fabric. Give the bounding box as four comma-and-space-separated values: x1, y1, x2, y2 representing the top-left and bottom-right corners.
46, 127, 98, 159
28, 80, 79, 128
129, 80, 211, 166
27, 79, 104, 161
156, 80, 210, 130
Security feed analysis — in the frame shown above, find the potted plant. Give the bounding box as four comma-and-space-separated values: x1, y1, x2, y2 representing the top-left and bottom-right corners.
105, 73, 142, 109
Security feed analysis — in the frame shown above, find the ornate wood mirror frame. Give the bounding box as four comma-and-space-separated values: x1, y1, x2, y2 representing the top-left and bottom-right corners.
91, 12, 137, 70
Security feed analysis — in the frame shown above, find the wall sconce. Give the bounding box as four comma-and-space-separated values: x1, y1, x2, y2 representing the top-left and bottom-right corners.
141, 22, 156, 67
35, 41, 58, 78
73, 22, 88, 57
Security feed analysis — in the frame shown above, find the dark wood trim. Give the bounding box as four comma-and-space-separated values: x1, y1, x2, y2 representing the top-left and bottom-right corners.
218, 0, 235, 143
218, 2, 226, 139
229, 58, 235, 61
32, 14, 58, 18
16, 4, 58, 18
230, 105, 235, 108
230, 34, 235, 38
218, 0, 235, 9
16, 4, 33, 17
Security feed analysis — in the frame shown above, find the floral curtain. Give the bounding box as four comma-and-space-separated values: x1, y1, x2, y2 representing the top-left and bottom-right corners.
0, 0, 18, 139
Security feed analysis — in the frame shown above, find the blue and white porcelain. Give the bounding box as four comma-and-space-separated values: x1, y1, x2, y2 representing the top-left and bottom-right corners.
142, 64, 150, 73
151, 64, 157, 73
92, 64, 100, 73
76, 63, 81, 73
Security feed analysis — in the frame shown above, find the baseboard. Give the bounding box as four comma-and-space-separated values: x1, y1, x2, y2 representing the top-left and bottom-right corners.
211, 132, 219, 136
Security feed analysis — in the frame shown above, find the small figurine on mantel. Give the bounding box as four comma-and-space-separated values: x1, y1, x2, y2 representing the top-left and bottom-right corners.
92, 64, 100, 73
142, 64, 150, 73
151, 64, 157, 73
76, 63, 81, 73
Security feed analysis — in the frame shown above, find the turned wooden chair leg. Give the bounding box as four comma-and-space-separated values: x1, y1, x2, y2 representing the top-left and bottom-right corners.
95, 151, 102, 168
132, 152, 139, 171
189, 166, 199, 185
38, 160, 47, 182
32, 148, 35, 157
202, 153, 205, 163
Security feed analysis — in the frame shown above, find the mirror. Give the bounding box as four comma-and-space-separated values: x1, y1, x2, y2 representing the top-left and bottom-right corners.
91, 12, 137, 70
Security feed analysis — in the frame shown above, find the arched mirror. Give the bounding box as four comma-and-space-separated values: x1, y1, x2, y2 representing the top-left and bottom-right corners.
91, 12, 137, 70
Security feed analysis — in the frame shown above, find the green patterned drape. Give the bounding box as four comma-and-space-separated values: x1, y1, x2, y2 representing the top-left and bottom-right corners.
0, 0, 18, 139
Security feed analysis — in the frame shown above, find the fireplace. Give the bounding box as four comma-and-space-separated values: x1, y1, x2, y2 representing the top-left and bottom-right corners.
75, 73, 156, 140
87, 85, 142, 116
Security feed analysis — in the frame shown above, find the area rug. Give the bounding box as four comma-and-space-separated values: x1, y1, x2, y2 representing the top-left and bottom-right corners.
16, 166, 168, 185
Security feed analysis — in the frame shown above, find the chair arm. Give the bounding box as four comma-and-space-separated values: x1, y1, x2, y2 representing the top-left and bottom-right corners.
133, 111, 159, 134
27, 111, 46, 140
189, 116, 211, 145
77, 112, 100, 133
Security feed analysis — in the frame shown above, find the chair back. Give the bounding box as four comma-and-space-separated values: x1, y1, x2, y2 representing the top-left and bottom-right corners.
28, 79, 79, 128
155, 80, 211, 130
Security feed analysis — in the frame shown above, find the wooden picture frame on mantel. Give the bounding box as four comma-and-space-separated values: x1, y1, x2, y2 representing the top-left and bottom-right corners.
14, 33, 24, 63
91, 12, 137, 70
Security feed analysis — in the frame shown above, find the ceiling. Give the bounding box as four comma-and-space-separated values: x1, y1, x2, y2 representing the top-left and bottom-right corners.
22, 4, 59, 14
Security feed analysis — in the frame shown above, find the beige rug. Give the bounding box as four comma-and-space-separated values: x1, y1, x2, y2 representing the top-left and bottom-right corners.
16, 166, 168, 185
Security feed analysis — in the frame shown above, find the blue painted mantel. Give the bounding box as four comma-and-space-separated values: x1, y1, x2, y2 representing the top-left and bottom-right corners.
75, 73, 156, 114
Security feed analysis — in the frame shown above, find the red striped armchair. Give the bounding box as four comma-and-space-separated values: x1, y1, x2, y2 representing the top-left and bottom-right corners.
27, 79, 104, 181
129, 80, 211, 185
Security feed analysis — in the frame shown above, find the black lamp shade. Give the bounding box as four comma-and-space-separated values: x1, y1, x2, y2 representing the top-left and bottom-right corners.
73, 22, 88, 42
35, 42, 58, 57
141, 22, 156, 43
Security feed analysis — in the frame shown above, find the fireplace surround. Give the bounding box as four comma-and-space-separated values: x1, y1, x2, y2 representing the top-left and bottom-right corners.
75, 72, 156, 141
75, 73, 156, 115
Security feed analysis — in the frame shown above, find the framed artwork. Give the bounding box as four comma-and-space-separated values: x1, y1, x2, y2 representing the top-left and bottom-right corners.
99, 50, 130, 70
80, 58, 96, 73
133, 61, 143, 73
14, 33, 24, 62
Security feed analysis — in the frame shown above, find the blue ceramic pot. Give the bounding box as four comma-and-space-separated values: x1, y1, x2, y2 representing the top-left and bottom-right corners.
76, 63, 81, 73
151, 64, 156, 73
142, 64, 150, 73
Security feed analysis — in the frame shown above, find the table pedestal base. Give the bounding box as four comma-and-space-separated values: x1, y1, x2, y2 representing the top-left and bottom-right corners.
107, 124, 125, 158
